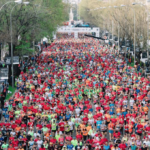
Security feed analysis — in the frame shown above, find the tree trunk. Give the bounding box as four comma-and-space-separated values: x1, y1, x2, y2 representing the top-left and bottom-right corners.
8, 43, 20, 86
0, 43, 1, 61
8, 43, 16, 56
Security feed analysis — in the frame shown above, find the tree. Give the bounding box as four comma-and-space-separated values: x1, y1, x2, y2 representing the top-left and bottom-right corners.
0, 0, 68, 56
0, 0, 68, 78
15, 40, 34, 56
79, 0, 149, 50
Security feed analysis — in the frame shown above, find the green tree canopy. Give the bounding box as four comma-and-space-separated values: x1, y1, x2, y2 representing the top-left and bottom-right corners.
0, 0, 68, 55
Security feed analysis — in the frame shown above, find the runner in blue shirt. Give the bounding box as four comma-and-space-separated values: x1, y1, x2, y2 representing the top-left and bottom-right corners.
96, 118, 103, 131
67, 142, 74, 150
103, 142, 110, 150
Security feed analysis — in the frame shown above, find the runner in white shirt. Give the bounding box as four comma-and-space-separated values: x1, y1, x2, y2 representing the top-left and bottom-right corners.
36, 138, 43, 149
130, 98, 135, 109
68, 119, 74, 134
75, 107, 81, 116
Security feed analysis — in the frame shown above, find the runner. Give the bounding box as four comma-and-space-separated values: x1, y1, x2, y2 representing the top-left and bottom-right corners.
0, 36, 150, 150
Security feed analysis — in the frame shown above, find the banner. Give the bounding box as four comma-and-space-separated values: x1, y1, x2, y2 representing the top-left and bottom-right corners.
0, 68, 8, 79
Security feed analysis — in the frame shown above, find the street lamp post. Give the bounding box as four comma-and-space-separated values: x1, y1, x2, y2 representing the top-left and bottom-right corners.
112, 20, 113, 43
136, 3, 149, 60
133, 9, 136, 66
132, 2, 149, 65
10, 1, 29, 87
114, 6, 121, 53
10, 4, 20, 88
147, 6, 149, 60
118, 23, 120, 53
120, 4, 136, 65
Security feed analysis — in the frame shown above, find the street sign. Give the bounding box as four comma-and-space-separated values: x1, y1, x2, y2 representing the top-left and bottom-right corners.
136, 47, 140, 52
13, 56, 19, 64
0, 68, 8, 79
5, 56, 19, 65
5, 57, 11, 64
23, 55, 28, 58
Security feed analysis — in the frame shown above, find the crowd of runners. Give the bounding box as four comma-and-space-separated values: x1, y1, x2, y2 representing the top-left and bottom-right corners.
0, 37, 150, 150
